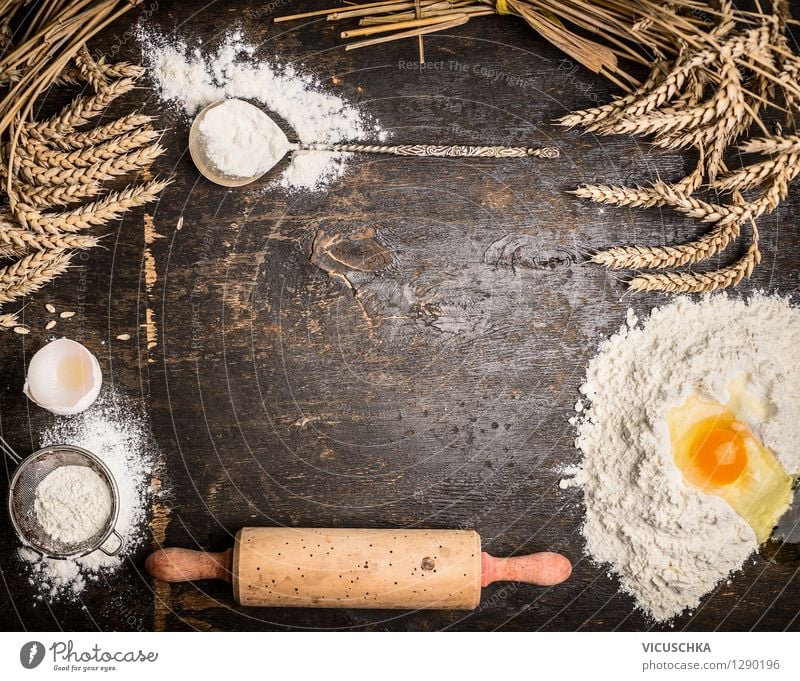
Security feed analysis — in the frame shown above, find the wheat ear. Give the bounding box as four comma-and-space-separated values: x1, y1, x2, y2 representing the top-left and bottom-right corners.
74, 45, 109, 93
16, 179, 171, 234
0, 250, 74, 304
11, 179, 102, 209
24, 78, 137, 139
0, 220, 100, 252
10, 143, 165, 187
45, 113, 155, 151
20, 128, 159, 169
0, 312, 19, 329
628, 242, 760, 293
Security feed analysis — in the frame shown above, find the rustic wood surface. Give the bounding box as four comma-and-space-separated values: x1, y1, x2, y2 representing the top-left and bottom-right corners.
1, 1, 799, 632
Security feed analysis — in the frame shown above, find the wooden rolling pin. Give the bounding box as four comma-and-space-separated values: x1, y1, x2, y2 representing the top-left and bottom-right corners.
146, 527, 571, 610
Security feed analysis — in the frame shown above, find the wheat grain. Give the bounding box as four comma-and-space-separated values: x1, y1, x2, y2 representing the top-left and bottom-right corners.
45, 303, 55, 313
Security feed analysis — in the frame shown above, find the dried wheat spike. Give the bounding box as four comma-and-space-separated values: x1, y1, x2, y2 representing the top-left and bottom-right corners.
628, 243, 761, 293
11, 180, 102, 209
56, 60, 145, 88
607, 49, 745, 141
18, 179, 171, 235
0, 219, 100, 251
22, 128, 158, 169
0, 250, 74, 304
713, 152, 797, 191
0, 312, 19, 329
592, 220, 742, 270
570, 184, 666, 209
46, 113, 155, 151
741, 135, 800, 155
75, 46, 109, 93
555, 64, 667, 130
10, 143, 165, 187
25, 78, 137, 138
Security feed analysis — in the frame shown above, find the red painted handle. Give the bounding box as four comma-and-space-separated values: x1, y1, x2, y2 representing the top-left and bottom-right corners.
481, 551, 572, 587
145, 548, 233, 583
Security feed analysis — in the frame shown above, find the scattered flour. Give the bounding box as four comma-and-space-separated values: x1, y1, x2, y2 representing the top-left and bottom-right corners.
34, 465, 112, 545
18, 392, 159, 601
140, 28, 386, 191
561, 293, 800, 621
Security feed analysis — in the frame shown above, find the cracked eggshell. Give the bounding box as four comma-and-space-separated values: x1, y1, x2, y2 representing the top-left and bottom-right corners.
23, 338, 102, 415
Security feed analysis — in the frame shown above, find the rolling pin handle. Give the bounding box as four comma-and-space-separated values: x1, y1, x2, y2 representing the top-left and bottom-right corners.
145, 547, 234, 584
480, 551, 572, 588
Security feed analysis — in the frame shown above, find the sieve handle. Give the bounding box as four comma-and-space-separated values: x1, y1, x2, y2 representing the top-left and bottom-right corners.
99, 529, 124, 557
0, 434, 21, 465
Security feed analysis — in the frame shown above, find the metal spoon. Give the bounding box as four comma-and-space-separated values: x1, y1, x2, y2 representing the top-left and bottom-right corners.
188, 99, 560, 187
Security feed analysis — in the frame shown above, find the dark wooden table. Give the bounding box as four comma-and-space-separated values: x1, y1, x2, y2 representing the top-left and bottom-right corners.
1, 1, 798, 632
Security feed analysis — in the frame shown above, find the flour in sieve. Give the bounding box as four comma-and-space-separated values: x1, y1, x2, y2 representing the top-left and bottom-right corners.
34, 465, 112, 545
561, 293, 800, 622
18, 391, 161, 601
139, 28, 387, 192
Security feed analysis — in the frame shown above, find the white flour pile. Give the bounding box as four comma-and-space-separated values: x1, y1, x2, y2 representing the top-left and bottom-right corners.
18, 393, 158, 601
561, 293, 800, 621
34, 465, 112, 545
198, 99, 290, 179
140, 28, 386, 191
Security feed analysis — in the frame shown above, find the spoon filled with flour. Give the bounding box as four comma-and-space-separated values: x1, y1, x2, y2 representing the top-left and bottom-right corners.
190, 98, 560, 187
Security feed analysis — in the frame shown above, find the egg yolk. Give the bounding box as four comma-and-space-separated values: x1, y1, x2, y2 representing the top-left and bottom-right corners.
685, 418, 748, 488
667, 382, 794, 543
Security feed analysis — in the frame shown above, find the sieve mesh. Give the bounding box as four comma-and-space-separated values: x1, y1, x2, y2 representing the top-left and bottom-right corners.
7, 445, 120, 559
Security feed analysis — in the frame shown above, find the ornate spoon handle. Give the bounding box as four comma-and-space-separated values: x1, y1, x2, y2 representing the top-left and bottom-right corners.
296, 142, 560, 159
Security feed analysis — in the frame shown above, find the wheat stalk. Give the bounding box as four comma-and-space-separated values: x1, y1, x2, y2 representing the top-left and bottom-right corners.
592, 220, 742, 270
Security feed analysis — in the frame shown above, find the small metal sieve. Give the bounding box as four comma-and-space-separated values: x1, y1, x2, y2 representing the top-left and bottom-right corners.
1, 435, 123, 559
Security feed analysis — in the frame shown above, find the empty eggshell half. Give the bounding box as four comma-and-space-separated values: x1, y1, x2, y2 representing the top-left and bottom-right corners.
23, 338, 102, 415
